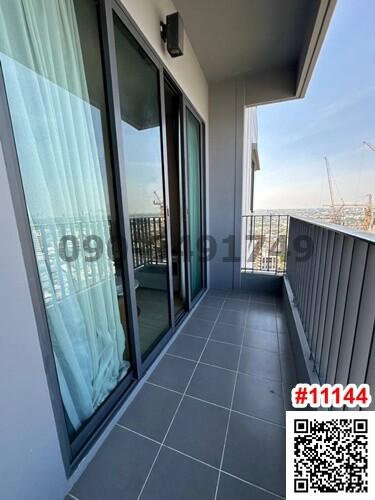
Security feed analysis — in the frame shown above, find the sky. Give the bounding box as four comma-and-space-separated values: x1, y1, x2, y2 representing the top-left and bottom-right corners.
255, 0, 375, 210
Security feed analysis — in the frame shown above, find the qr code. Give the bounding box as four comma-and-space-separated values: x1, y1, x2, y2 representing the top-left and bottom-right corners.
286, 412, 374, 498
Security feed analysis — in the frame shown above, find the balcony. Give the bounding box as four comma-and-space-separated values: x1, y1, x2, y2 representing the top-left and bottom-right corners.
65, 214, 374, 500
0, 2, 354, 499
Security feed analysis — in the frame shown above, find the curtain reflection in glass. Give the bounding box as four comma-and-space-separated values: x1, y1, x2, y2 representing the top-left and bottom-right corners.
0, 0, 131, 436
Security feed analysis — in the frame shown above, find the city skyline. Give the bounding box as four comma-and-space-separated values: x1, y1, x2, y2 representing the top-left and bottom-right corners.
255, 0, 375, 210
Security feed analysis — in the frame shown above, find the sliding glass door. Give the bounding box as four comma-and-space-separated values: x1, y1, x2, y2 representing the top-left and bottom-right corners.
0, 0, 206, 465
164, 79, 187, 321
186, 109, 204, 300
113, 16, 171, 359
0, 0, 133, 440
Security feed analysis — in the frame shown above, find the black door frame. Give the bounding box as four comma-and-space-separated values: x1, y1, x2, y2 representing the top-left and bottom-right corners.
183, 100, 207, 307
0, 0, 207, 476
163, 74, 190, 325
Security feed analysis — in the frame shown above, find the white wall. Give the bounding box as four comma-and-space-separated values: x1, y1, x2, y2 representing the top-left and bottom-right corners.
0, 143, 67, 500
242, 107, 258, 216
209, 78, 245, 289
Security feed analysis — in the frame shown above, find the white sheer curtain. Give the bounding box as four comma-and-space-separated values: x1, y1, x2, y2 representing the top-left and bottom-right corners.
0, 0, 129, 431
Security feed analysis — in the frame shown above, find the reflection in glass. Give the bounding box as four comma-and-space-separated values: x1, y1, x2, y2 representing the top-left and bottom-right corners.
114, 16, 170, 358
0, 0, 131, 437
186, 110, 203, 299
165, 81, 187, 318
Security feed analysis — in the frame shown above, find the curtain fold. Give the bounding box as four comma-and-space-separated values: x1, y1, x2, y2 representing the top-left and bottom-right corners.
0, 0, 129, 431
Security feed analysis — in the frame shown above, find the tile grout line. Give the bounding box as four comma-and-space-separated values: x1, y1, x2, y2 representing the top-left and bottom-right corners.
116, 423, 162, 445
144, 381, 286, 429
117, 413, 285, 498
180, 331, 281, 351
222, 470, 285, 500
165, 352, 238, 373
165, 352, 283, 383
136, 292, 229, 500
213, 293, 251, 500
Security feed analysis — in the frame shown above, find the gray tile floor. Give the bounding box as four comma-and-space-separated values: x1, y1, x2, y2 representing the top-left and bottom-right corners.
69, 289, 299, 500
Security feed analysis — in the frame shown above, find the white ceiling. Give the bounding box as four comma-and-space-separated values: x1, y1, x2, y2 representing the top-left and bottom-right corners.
173, 0, 321, 83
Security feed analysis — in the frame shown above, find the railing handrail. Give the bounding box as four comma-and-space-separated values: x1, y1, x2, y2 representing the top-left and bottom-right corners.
289, 215, 375, 244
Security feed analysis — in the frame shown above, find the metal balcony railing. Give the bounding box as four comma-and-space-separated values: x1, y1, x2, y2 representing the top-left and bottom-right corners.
32, 216, 167, 303
287, 216, 375, 393
129, 216, 166, 268
241, 214, 289, 275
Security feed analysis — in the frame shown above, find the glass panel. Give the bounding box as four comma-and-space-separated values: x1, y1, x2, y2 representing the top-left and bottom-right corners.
0, 0, 132, 438
186, 110, 203, 299
113, 16, 170, 358
165, 81, 187, 318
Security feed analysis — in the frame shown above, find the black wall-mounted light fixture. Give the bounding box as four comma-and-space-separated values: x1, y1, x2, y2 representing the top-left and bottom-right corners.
160, 12, 184, 58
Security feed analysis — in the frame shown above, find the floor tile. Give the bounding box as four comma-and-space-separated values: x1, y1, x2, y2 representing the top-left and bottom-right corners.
148, 355, 196, 393
278, 333, 292, 356
181, 317, 214, 338
283, 383, 311, 411
249, 292, 276, 304
193, 305, 220, 321
233, 373, 284, 425
201, 295, 225, 308
140, 447, 218, 500
201, 340, 241, 371
226, 289, 250, 301
243, 329, 279, 353
119, 383, 181, 441
248, 302, 276, 314
218, 309, 247, 326
211, 322, 243, 345
217, 473, 279, 500
280, 354, 297, 385
223, 298, 249, 312
165, 397, 228, 467
246, 312, 277, 333
187, 363, 236, 408
283, 382, 294, 411
223, 413, 285, 497
207, 288, 228, 297
274, 301, 284, 315
71, 427, 158, 500
239, 346, 281, 381
168, 334, 206, 361
276, 314, 288, 333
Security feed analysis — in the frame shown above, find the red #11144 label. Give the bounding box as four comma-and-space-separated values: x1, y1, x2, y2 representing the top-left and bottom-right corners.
291, 383, 372, 409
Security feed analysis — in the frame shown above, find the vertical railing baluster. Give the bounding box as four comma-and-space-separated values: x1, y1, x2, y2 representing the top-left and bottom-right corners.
267, 215, 272, 272
275, 215, 280, 275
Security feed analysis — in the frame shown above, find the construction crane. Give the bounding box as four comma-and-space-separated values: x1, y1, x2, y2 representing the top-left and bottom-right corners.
363, 194, 374, 230
323, 148, 375, 231
363, 141, 375, 152
323, 158, 374, 231
324, 157, 345, 224
153, 190, 164, 217
343, 194, 375, 232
